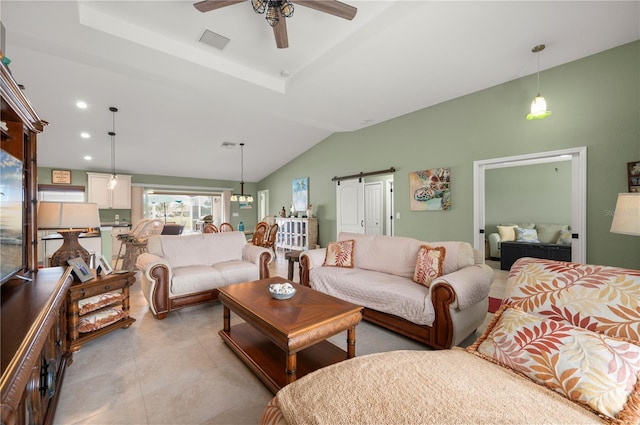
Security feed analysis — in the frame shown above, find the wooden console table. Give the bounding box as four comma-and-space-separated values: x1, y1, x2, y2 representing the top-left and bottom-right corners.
1, 267, 73, 425
67, 271, 136, 352
500, 241, 571, 270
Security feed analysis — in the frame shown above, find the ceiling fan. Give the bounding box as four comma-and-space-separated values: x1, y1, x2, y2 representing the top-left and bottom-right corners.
193, 0, 357, 49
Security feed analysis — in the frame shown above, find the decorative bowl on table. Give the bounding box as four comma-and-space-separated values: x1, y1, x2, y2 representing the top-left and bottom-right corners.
269, 282, 296, 300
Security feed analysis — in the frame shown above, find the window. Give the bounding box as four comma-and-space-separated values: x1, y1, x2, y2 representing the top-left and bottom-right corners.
143, 191, 222, 233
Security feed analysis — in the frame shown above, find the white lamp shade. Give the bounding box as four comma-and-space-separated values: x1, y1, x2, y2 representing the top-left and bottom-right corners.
610, 193, 640, 236
38, 202, 101, 230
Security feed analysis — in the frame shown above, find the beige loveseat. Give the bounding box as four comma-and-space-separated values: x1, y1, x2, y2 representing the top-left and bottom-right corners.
300, 232, 494, 349
488, 223, 570, 259
261, 258, 640, 425
136, 231, 272, 319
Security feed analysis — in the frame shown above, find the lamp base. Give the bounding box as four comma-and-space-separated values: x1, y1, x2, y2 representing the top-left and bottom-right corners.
50, 230, 91, 268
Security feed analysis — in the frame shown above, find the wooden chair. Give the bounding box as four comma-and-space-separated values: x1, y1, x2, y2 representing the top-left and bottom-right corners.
263, 223, 279, 257
219, 222, 234, 232
252, 221, 269, 245
203, 224, 218, 233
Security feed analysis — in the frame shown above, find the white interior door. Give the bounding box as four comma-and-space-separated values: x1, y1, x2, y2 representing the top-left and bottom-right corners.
257, 189, 269, 220
336, 179, 364, 237
364, 182, 383, 235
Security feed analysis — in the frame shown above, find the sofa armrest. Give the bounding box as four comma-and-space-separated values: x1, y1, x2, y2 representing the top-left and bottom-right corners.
432, 263, 494, 310
300, 249, 327, 286
136, 252, 173, 319
243, 244, 273, 279
488, 233, 501, 258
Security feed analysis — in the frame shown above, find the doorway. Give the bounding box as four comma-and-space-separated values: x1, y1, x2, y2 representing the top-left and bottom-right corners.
336, 175, 395, 237
257, 189, 269, 221
473, 147, 587, 263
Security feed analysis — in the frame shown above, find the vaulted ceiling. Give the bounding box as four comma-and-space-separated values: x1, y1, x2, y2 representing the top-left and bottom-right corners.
2, 1, 638, 182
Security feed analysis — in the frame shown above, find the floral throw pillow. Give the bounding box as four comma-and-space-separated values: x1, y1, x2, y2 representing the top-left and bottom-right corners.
323, 240, 355, 268
468, 306, 640, 422
556, 229, 572, 245
515, 227, 540, 243
413, 245, 446, 287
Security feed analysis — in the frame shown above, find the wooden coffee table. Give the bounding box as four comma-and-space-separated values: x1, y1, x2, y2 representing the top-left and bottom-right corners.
218, 277, 363, 393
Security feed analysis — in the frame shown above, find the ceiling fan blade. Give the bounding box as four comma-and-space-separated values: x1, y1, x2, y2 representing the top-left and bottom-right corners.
291, 0, 357, 20
273, 13, 289, 49
193, 0, 246, 13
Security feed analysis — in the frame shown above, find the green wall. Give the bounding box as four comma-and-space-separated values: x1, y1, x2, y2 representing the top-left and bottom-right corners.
259, 41, 640, 269
485, 162, 572, 236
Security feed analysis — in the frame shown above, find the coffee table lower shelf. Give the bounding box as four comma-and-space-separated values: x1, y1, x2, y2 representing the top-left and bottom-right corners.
220, 322, 349, 393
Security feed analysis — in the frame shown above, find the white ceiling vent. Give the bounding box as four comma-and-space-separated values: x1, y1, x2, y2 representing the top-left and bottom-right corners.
221, 142, 236, 149
199, 29, 230, 50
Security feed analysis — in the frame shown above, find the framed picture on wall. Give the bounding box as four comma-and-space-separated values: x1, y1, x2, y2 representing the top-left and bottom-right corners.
628, 161, 640, 193
292, 177, 308, 212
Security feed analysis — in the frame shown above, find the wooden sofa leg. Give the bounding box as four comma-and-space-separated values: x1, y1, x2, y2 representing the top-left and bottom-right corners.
155, 312, 168, 320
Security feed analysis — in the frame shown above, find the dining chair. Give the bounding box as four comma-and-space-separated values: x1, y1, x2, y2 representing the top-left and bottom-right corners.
203, 224, 218, 233
252, 221, 269, 245
219, 222, 234, 232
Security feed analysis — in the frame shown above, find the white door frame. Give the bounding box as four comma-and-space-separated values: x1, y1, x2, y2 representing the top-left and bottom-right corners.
257, 189, 269, 221
385, 179, 394, 236
473, 147, 587, 263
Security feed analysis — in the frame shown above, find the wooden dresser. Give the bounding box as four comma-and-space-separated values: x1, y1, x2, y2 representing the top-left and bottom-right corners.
1, 267, 73, 425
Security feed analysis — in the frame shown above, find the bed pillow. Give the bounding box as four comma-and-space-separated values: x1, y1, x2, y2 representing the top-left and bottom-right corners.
515, 227, 540, 243
323, 239, 355, 268
413, 245, 446, 287
497, 225, 517, 242
468, 305, 640, 422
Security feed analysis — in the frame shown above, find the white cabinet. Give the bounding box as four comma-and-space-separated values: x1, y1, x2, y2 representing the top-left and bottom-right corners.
276, 218, 318, 251
87, 172, 132, 209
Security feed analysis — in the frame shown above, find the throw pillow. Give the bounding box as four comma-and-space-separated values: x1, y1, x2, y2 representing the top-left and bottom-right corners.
323, 239, 355, 268
497, 225, 517, 242
515, 227, 540, 243
413, 245, 446, 287
468, 305, 640, 422
556, 229, 572, 245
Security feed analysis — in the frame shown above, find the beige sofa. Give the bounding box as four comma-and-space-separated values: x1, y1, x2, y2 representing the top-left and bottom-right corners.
261, 258, 640, 425
300, 232, 494, 349
488, 223, 570, 259
136, 231, 272, 319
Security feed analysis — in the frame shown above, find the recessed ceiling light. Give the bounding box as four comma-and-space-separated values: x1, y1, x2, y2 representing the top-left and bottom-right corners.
84, 155, 92, 160
80, 132, 90, 139
76, 101, 88, 109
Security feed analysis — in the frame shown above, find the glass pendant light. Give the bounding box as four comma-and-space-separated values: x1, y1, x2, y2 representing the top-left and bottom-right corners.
108, 106, 118, 189
526, 44, 552, 120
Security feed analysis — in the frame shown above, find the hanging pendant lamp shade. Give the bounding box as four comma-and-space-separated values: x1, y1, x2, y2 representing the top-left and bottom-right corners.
108, 106, 119, 188
230, 143, 253, 203
526, 44, 552, 120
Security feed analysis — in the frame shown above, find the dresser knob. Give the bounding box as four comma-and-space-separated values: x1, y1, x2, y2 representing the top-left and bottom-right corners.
104, 285, 110, 290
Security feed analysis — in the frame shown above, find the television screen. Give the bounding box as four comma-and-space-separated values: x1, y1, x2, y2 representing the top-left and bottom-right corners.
0, 148, 24, 284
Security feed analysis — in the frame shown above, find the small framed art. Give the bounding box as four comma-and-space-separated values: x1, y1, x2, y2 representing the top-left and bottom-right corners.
97, 254, 113, 276
67, 257, 94, 282
628, 161, 640, 193
52, 169, 71, 184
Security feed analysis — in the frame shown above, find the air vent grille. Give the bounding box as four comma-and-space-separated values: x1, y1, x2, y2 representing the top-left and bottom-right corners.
199, 29, 230, 50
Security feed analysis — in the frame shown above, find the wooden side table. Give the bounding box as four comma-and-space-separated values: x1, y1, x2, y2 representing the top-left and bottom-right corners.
67, 271, 136, 352
284, 250, 303, 282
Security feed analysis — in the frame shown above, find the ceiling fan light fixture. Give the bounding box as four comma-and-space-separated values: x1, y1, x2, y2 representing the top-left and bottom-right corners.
251, 0, 266, 14
266, 5, 279, 27
280, 1, 294, 18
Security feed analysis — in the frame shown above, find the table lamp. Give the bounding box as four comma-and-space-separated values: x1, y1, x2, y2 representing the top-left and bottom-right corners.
38, 202, 100, 267
610, 193, 640, 236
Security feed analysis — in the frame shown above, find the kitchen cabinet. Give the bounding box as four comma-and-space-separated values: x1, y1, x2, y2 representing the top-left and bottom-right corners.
87, 173, 131, 209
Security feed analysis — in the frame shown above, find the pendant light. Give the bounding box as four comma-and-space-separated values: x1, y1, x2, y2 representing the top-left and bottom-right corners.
230, 143, 254, 203
108, 106, 118, 189
526, 44, 552, 120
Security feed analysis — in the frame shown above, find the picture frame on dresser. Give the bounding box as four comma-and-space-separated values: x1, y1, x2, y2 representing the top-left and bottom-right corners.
628, 161, 640, 193
97, 254, 113, 276
67, 257, 94, 282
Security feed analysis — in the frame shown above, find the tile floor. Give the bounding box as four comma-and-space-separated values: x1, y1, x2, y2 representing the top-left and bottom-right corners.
54, 251, 508, 425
